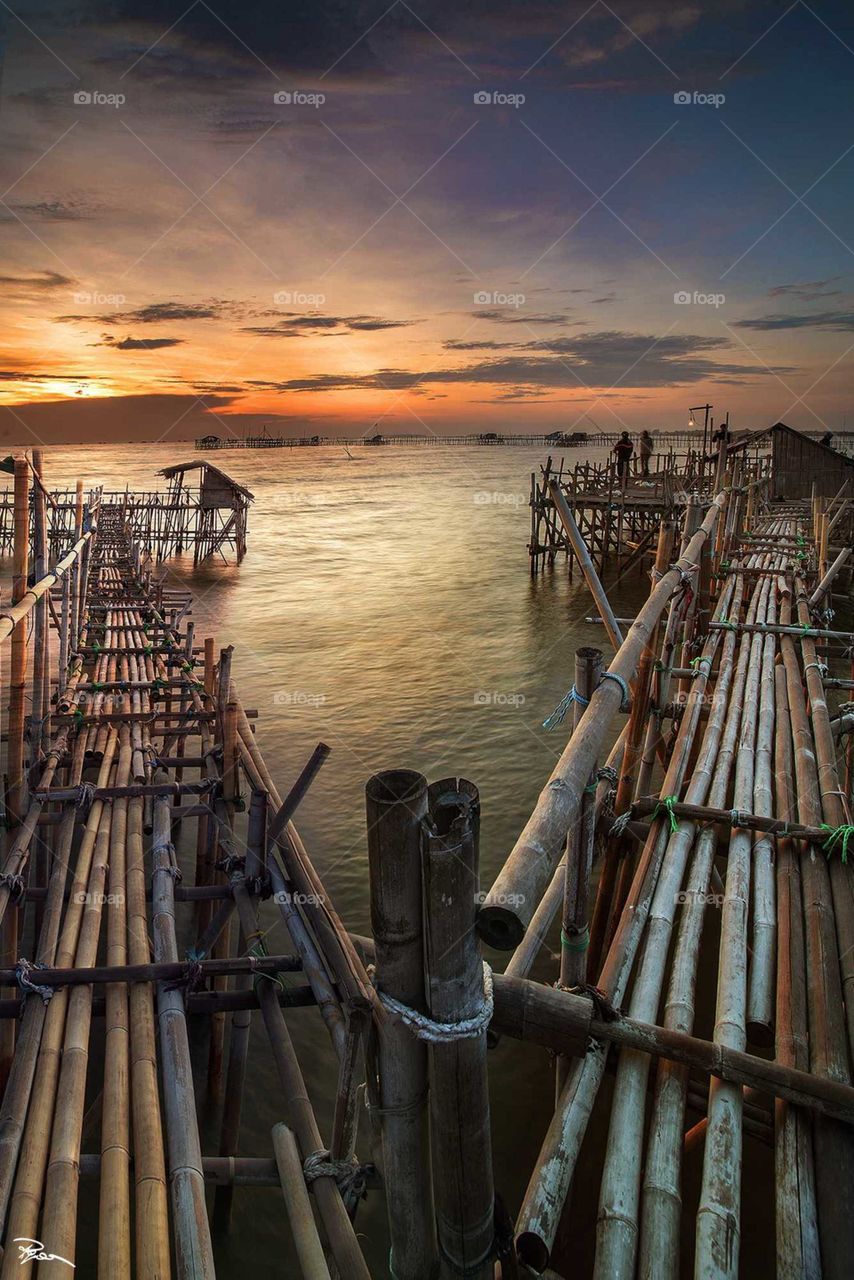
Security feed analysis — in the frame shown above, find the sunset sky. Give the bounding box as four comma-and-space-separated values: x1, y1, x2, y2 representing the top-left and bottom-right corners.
2, 0, 854, 442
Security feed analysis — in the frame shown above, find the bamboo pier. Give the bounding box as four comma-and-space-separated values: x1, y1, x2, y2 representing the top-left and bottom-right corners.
1, 434, 853, 1277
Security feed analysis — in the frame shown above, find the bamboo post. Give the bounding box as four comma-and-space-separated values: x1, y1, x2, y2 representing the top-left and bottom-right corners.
423, 778, 494, 1277
547, 479, 624, 650
365, 769, 437, 1280
272, 1123, 332, 1280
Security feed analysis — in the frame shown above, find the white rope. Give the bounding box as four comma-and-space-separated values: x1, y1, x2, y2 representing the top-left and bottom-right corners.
372, 962, 494, 1043
610, 810, 633, 837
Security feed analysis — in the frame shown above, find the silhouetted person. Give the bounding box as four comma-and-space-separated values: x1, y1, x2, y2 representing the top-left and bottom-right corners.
613, 432, 634, 480
639, 430, 653, 477
820, 430, 834, 447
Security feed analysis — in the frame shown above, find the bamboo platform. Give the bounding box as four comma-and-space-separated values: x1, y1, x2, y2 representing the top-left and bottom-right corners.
2, 445, 854, 1277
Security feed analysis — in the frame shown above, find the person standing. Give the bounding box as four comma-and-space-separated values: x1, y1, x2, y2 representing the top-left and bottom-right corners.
639, 430, 653, 477
613, 432, 634, 480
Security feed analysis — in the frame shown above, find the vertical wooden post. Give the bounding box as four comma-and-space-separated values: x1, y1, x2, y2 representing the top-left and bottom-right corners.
556, 647, 602, 1096
366, 769, 437, 1279
208, 644, 234, 1103
30, 450, 48, 764
423, 778, 494, 1278
71, 479, 84, 646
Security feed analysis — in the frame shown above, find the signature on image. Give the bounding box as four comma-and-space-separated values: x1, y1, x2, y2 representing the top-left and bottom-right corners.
13, 1239, 75, 1270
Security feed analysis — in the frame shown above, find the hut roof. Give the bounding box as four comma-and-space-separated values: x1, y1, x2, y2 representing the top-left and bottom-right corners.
157, 460, 254, 502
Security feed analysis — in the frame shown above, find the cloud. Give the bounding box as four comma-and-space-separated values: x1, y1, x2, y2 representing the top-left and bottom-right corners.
266, 328, 796, 393
734, 310, 854, 332
99, 335, 186, 349
0, 270, 76, 296
241, 313, 417, 337
767, 278, 844, 301
57, 300, 239, 324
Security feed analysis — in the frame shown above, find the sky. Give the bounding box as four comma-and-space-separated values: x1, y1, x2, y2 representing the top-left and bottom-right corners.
1, 0, 854, 442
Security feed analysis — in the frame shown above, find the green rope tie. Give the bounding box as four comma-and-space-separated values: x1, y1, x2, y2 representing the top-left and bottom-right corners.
144, 643, 153, 654
717, 618, 737, 631
690, 656, 711, 673
653, 795, 681, 834
801, 624, 812, 635
73, 707, 84, 725
719, 559, 731, 571
821, 824, 854, 864
152, 677, 167, 693
560, 925, 589, 953
248, 935, 285, 990
91, 681, 104, 691
796, 551, 807, 560
92, 640, 101, 653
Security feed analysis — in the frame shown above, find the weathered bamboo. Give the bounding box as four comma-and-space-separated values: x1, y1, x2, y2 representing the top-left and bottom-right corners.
479, 489, 726, 949
423, 778, 494, 1277
365, 769, 437, 1279
272, 1123, 332, 1280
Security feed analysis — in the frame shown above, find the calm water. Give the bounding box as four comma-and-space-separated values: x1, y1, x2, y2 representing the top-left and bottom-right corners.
21, 442, 662, 1276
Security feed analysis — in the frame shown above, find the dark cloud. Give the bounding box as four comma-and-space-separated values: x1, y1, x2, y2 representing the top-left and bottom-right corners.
0, 271, 76, 295
265, 329, 796, 392
734, 310, 854, 332
471, 310, 574, 325
58, 300, 238, 324
241, 313, 416, 337
0, 200, 97, 222
768, 278, 844, 301
99, 335, 186, 349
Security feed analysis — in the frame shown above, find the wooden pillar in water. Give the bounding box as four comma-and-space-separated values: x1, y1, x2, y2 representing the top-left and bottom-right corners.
423, 777, 494, 1278
365, 769, 437, 1280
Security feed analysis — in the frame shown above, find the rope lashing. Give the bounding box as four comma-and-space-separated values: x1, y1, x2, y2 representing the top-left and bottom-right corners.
566, 981, 620, 1023
804, 660, 828, 679
371, 961, 494, 1043
75, 781, 96, 814
15, 958, 53, 1005
821, 824, 854, 864
542, 684, 589, 731
652, 795, 681, 834
216, 853, 246, 875
0, 873, 25, 902
151, 841, 182, 883
717, 618, 737, 631
164, 959, 204, 993
600, 670, 631, 712
729, 810, 749, 828
560, 924, 589, 953
610, 809, 633, 838
595, 765, 618, 785
690, 656, 712, 677
302, 1149, 374, 1215
245, 932, 286, 991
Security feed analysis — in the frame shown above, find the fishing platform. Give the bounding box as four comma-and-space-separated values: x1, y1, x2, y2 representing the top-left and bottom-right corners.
0, 433, 852, 1278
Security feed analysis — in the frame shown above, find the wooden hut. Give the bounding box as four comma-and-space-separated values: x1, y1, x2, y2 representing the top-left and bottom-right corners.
764, 420, 854, 500
157, 461, 253, 564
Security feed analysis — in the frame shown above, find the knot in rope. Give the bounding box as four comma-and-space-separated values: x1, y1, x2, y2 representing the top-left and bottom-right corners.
75, 781, 97, 814
151, 841, 182, 883
0, 873, 25, 902
600, 670, 631, 712
303, 1149, 374, 1215
246, 872, 274, 900
690, 656, 712, 677
821, 824, 854, 864
804, 660, 828, 679
610, 809, 633, 838
15, 958, 53, 1005
165, 959, 205, 993
568, 981, 620, 1023
652, 794, 681, 834
371, 962, 494, 1043
729, 809, 749, 829
216, 853, 246, 875
595, 765, 618, 785
542, 684, 590, 731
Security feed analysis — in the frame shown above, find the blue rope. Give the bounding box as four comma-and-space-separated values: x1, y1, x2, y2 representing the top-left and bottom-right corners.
601, 670, 632, 712
543, 685, 589, 731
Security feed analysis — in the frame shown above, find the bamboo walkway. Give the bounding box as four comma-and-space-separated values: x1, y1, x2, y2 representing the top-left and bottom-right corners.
1, 447, 854, 1277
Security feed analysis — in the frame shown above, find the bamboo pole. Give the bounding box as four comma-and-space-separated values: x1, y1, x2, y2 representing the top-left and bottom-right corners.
547, 479, 624, 649
479, 489, 726, 949
423, 778, 494, 1277
272, 1123, 332, 1280
365, 769, 437, 1279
